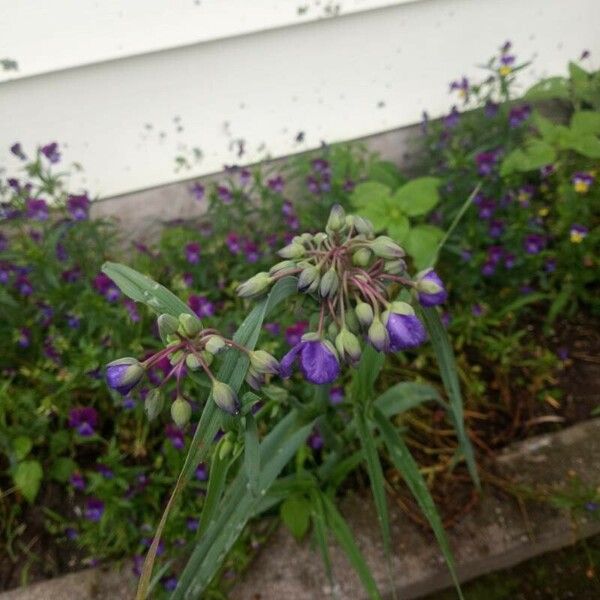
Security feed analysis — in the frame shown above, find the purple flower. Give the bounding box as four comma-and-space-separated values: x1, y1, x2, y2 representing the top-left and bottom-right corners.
62, 267, 81, 283
124, 299, 140, 322
484, 100, 499, 118
26, 198, 49, 221
281, 200, 295, 217
475, 150, 500, 176
311, 158, 330, 175
450, 76, 469, 99
15, 274, 33, 296
65, 527, 78, 541
416, 270, 447, 307
544, 258, 556, 273
239, 168, 251, 186
67, 194, 90, 220
187, 517, 199, 532
41, 142, 61, 163
67, 313, 81, 329
105, 357, 145, 395
185, 242, 201, 264
56, 243, 68, 262
163, 577, 178, 592
17, 327, 31, 348
69, 407, 99, 437
308, 430, 324, 450
517, 185, 535, 206
93, 273, 120, 302
488, 219, 505, 238
165, 424, 185, 450
476, 197, 496, 219
443, 106, 460, 128
504, 253, 516, 269
279, 337, 340, 384
195, 463, 208, 481
385, 307, 427, 351
84, 498, 104, 522
217, 185, 232, 204
508, 105, 531, 128
226, 232, 241, 254
267, 175, 285, 193
132, 555, 143, 577
264, 322, 280, 336
570, 224, 588, 244
571, 171, 594, 193
329, 387, 344, 405
585, 501, 599, 512
523, 234, 546, 254
10, 142, 26, 160
285, 321, 308, 346
182, 272, 194, 288
191, 182, 205, 201
499, 53, 516, 76
460, 248, 472, 262
540, 164, 555, 178
188, 294, 215, 318
0, 233, 7, 252
243, 240, 260, 263
70, 472, 86, 490
471, 303, 484, 317
97, 464, 114, 478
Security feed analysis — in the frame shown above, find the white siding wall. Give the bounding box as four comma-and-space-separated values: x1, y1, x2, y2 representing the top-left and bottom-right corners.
0, 0, 598, 199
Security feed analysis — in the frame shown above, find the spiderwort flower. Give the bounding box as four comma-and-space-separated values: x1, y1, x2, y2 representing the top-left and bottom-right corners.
383, 302, 427, 351
84, 498, 104, 522
96, 464, 114, 479
280, 335, 340, 384
570, 224, 588, 244
69, 407, 98, 437
571, 172, 594, 194
415, 269, 447, 307
105, 357, 145, 395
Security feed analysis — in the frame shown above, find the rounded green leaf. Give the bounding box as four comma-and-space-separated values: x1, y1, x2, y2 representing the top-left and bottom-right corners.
13, 436, 33, 460
350, 181, 391, 209
392, 177, 440, 217
14, 460, 43, 503
280, 496, 311, 540
404, 224, 444, 269
388, 214, 410, 243
366, 160, 406, 189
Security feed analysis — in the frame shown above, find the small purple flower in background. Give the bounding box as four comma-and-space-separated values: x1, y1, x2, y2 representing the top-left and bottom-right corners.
29, 229, 43, 244
343, 179, 355, 192
570, 224, 588, 244
69, 407, 99, 437
186, 517, 199, 532
263, 322, 280, 336
488, 219, 505, 239
308, 429, 324, 451
132, 555, 144, 577
67, 194, 90, 220
185, 242, 201, 264
70, 472, 86, 491
571, 171, 594, 194
65, 527, 78, 541
280, 337, 340, 384
67, 313, 81, 329
285, 321, 308, 346
484, 100, 499, 118
520, 284, 535, 295
124, 299, 140, 322
0, 232, 8, 252
226, 232, 241, 254
10, 142, 26, 160
56, 243, 68, 262
504, 253, 516, 269
15, 275, 33, 296
585, 501, 599, 512
311, 158, 330, 175
188, 294, 215, 318
26, 198, 49, 221
62, 267, 81, 283
443, 106, 460, 129
267, 175, 285, 193
84, 498, 104, 522
97, 464, 114, 479
517, 184, 535, 206
163, 577, 178, 592
93, 273, 120, 302
450, 76, 469, 100
243, 240, 260, 263
306, 176, 320, 195
540, 164, 555, 178
41, 142, 61, 163
122, 396, 136, 410
475, 149, 500, 176
239, 168, 251, 186
523, 234, 546, 255
508, 105, 531, 128
190, 182, 205, 201
460, 248, 472, 262
481, 261, 496, 277
471, 303, 485, 317
195, 463, 208, 481
17, 327, 31, 348
499, 51, 515, 77
281, 200, 295, 217
329, 387, 344, 406
182, 272, 194, 288
165, 424, 185, 450
476, 196, 496, 219
217, 185, 232, 204
544, 258, 556, 273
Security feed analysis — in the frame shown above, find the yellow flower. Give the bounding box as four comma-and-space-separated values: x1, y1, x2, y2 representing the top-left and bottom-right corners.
570, 231, 585, 243
574, 180, 590, 194
499, 65, 512, 77
538, 207, 549, 217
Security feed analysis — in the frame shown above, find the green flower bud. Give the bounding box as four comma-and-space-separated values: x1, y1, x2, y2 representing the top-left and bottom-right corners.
353, 215, 374, 236
201, 350, 214, 366
352, 247, 372, 267
171, 397, 192, 427
326, 204, 346, 232
179, 313, 202, 337
212, 381, 240, 415
389, 301, 415, 316
245, 366, 264, 390
313, 232, 327, 245
185, 354, 201, 370
344, 308, 360, 334
384, 259, 407, 275
157, 314, 179, 340
278, 242, 305, 259
370, 236, 405, 260
319, 268, 339, 298
355, 302, 374, 327
144, 389, 164, 420
249, 350, 279, 374
204, 335, 225, 355
327, 320, 339, 339
368, 316, 389, 352
335, 328, 362, 365
237, 272, 273, 297
298, 265, 320, 293
269, 260, 296, 275
169, 350, 185, 365
218, 435, 234, 460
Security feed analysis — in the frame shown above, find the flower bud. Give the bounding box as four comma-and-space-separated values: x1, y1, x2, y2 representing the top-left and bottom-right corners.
355, 302, 374, 327
185, 354, 201, 370
178, 313, 202, 337
249, 350, 279, 374
415, 269, 447, 307
245, 366, 264, 390
278, 242, 305, 259
344, 308, 360, 334
204, 334, 226, 355
201, 350, 214, 366
269, 260, 296, 275
313, 232, 328, 245
171, 397, 192, 427
353, 215, 374, 236
212, 381, 240, 415
169, 350, 185, 365
237, 272, 273, 297
157, 314, 179, 340
370, 236, 406, 259
144, 389, 164, 420
352, 247, 372, 267
297, 265, 320, 293
326, 204, 346, 232
319, 268, 339, 298
327, 320, 339, 339
368, 316, 389, 352
335, 328, 362, 365
219, 435, 234, 460
384, 259, 407, 275
105, 357, 145, 396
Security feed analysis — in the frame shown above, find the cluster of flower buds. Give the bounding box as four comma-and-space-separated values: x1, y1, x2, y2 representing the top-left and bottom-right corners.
237, 204, 447, 385
105, 312, 278, 422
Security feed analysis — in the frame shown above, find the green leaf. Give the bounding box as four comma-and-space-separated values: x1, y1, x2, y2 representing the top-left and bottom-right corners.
500, 140, 556, 175
571, 111, 600, 135
373, 409, 463, 600
101, 262, 195, 318
280, 496, 312, 539
350, 181, 391, 209
393, 177, 440, 217
524, 76, 569, 101
404, 224, 444, 269
419, 308, 480, 489
367, 160, 406, 189
563, 133, 600, 158
198, 450, 231, 536
350, 345, 384, 405
244, 413, 260, 497
387, 214, 410, 243
49, 457, 77, 483
321, 494, 382, 600
14, 460, 43, 503
374, 382, 443, 417
13, 436, 32, 460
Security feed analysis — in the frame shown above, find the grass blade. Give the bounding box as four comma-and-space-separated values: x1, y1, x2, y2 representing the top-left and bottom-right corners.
374, 382, 444, 417
198, 448, 231, 536
244, 413, 260, 497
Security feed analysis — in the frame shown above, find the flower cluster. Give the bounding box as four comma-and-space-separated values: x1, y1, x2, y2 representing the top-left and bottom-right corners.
237, 205, 447, 384
105, 311, 278, 419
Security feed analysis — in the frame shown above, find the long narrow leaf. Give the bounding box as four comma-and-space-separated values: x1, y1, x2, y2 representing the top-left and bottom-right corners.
373, 408, 464, 600
244, 414, 260, 497
198, 449, 231, 536
374, 381, 444, 417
